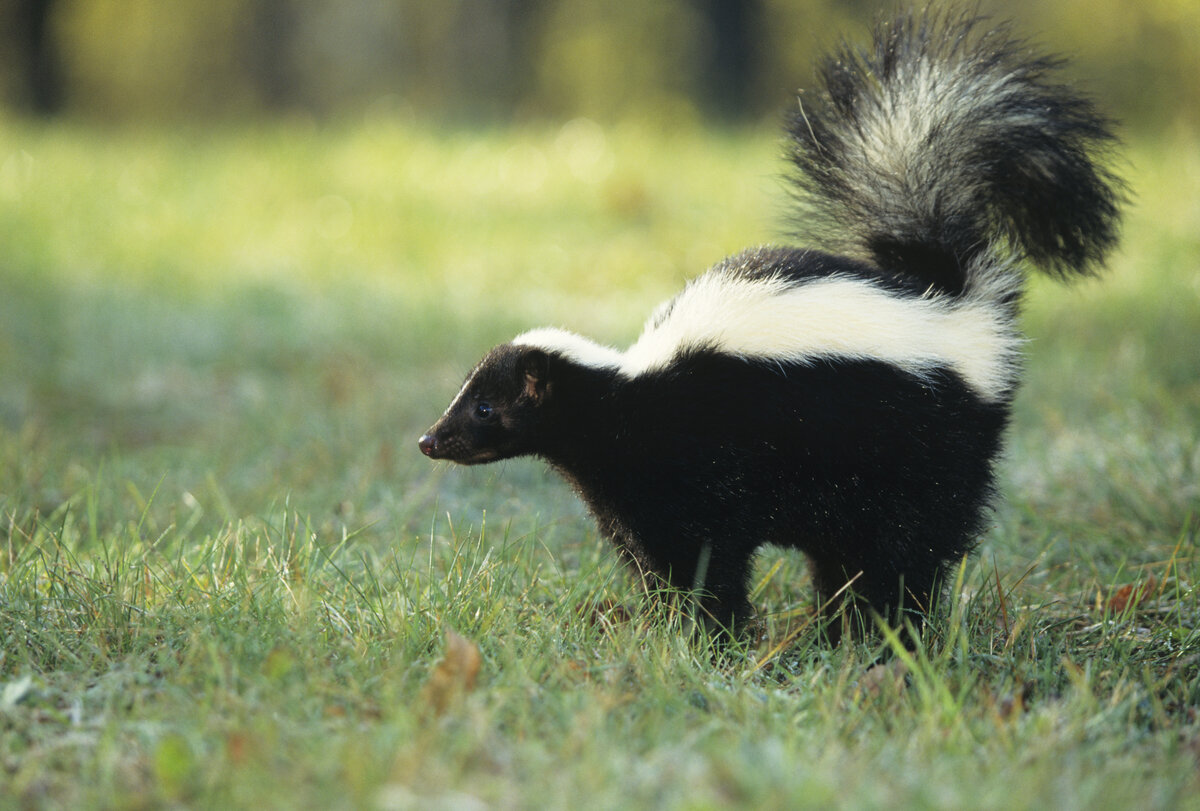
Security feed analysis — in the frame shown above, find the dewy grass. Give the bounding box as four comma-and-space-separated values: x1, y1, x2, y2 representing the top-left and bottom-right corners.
1, 118, 1198, 808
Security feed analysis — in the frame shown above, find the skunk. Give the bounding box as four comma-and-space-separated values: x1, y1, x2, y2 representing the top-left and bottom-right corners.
418, 9, 1123, 641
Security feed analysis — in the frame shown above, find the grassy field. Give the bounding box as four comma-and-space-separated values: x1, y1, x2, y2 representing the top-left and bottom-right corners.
1, 114, 1198, 809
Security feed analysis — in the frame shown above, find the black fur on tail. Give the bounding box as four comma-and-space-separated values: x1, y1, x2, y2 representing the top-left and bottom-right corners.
786, 8, 1125, 294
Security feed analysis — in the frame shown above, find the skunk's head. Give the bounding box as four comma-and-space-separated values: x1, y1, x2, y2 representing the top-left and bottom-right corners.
418, 344, 552, 465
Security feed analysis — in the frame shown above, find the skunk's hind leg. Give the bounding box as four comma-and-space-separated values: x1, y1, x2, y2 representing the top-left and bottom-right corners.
808, 553, 940, 646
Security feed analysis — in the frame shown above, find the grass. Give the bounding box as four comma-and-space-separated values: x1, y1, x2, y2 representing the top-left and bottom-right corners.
1, 113, 1198, 809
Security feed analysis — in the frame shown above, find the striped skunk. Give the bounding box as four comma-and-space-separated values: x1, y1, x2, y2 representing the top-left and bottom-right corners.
418, 9, 1123, 642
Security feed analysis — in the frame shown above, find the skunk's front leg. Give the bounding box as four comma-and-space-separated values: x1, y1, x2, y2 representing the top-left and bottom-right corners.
687, 540, 755, 639
617, 532, 753, 639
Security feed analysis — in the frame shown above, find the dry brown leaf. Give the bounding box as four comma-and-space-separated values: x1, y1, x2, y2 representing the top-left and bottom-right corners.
859, 658, 909, 699
995, 685, 1030, 721
419, 628, 482, 717
1106, 576, 1157, 614
225, 731, 251, 765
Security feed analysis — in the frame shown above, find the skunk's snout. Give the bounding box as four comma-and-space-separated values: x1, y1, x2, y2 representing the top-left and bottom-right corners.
418, 433, 438, 457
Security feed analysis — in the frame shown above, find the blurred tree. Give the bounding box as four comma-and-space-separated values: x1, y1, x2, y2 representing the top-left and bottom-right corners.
689, 0, 764, 119
496, 0, 550, 113
399, 0, 548, 118
0, 0, 1192, 129
4, 0, 63, 114
243, 0, 301, 111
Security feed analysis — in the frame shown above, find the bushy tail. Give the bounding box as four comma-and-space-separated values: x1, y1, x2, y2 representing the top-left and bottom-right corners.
786, 8, 1125, 294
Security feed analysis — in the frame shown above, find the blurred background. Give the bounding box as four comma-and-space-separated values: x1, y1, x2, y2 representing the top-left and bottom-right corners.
1, 0, 1196, 536
2, 6, 1199, 806
1, 0, 1197, 129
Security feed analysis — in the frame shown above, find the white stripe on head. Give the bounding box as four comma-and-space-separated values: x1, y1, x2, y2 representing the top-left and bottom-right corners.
512, 327, 624, 370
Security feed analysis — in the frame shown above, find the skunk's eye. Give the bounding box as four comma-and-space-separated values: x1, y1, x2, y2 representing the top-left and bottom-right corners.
475, 401, 494, 420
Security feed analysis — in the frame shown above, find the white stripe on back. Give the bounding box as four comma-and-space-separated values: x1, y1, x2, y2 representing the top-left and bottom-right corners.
513, 270, 1020, 402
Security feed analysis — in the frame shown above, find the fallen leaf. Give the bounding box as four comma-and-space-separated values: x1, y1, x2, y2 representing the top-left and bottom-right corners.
1106, 576, 1157, 614
226, 731, 251, 765
995, 681, 1035, 721
858, 658, 909, 699
419, 628, 482, 717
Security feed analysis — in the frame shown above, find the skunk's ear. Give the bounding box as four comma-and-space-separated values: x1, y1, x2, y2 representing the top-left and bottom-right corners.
519, 348, 551, 401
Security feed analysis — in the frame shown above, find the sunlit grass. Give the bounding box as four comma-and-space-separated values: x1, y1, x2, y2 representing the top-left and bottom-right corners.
0, 116, 779, 323
1, 116, 1198, 808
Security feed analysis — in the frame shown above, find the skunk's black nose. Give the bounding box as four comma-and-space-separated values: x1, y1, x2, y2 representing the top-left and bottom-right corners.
418, 434, 437, 457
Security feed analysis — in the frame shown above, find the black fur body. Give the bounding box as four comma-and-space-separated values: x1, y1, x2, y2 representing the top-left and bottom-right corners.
418, 9, 1123, 640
